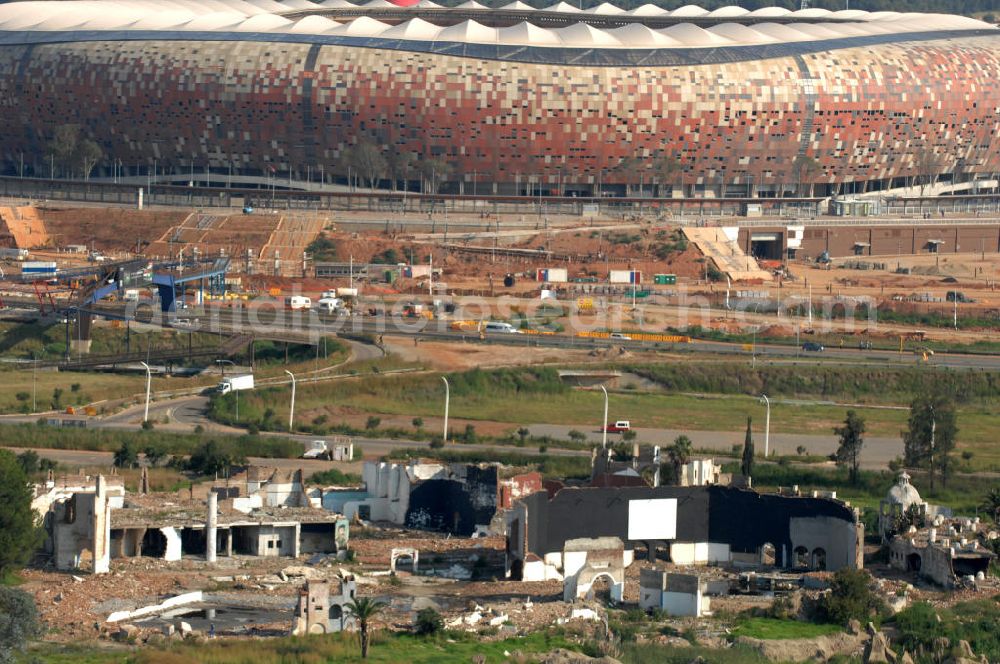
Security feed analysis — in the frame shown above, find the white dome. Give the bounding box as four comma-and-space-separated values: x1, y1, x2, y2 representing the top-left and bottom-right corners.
584, 2, 625, 14
707, 5, 749, 17
627, 3, 668, 16
437, 19, 498, 43
670, 4, 709, 17
557, 21, 621, 46
231, 13, 294, 30
496, 21, 560, 45
707, 22, 775, 45
282, 15, 341, 32
746, 6, 791, 17
608, 22, 679, 46
499, 1, 537, 10
659, 22, 730, 45
885, 472, 923, 510
545, 1, 582, 12
328, 15, 391, 35
380, 17, 442, 39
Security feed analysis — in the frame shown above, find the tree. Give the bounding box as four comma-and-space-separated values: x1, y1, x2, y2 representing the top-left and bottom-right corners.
186, 440, 246, 476
792, 154, 821, 197
816, 568, 885, 626
365, 416, 381, 431
113, 440, 139, 469
516, 427, 530, 445
666, 435, 693, 485
567, 429, 587, 445
653, 153, 682, 197
16, 451, 40, 476
0, 587, 42, 662
346, 140, 386, 190
387, 149, 416, 192
143, 442, 167, 468
346, 596, 387, 658
463, 424, 477, 444
903, 394, 958, 489
47, 124, 80, 177
0, 450, 43, 582
980, 487, 1000, 524
76, 138, 102, 181
417, 158, 451, 195
834, 410, 866, 485
411, 417, 424, 430
414, 607, 443, 636
741, 416, 755, 478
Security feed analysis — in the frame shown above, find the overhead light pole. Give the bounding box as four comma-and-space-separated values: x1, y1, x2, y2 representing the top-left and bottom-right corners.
139, 361, 151, 423
760, 394, 770, 458
284, 370, 296, 432
600, 384, 609, 449
441, 376, 450, 444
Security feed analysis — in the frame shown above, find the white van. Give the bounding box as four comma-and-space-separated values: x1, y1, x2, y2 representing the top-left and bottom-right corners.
484, 321, 518, 334
285, 296, 312, 310
316, 297, 343, 313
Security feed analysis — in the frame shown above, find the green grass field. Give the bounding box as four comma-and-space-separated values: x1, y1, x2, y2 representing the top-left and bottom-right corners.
27, 631, 585, 664
729, 617, 842, 641
215, 367, 1000, 471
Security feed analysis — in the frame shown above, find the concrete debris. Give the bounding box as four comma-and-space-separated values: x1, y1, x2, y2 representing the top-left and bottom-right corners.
556, 607, 602, 624
539, 648, 622, 664
281, 566, 322, 579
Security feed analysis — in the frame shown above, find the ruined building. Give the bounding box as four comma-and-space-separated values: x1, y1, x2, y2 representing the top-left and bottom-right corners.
506, 484, 863, 581
341, 460, 540, 536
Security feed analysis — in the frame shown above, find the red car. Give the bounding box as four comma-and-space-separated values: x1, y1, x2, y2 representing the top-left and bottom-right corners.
603, 420, 631, 433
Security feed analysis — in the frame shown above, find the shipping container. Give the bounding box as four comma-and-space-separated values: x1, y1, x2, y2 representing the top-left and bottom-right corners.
21, 261, 57, 274
0, 247, 28, 260
609, 270, 642, 284
537, 267, 567, 283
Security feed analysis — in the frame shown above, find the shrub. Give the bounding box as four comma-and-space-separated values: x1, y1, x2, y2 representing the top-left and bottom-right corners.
414, 607, 443, 636
366, 416, 381, 430
0, 587, 42, 661
186, 440, 247, 476
113, 440, 139, 468
815, 568, 885, 626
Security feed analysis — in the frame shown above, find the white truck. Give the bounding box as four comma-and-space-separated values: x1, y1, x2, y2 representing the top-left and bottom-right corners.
218, 374, 254, 394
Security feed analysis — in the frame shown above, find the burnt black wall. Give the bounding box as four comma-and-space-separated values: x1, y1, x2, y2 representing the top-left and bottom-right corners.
521, 485, 856, 561
406, 475, 497, 536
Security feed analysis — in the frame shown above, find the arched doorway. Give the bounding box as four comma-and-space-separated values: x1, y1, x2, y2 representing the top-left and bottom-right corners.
587, 573, 614, 604
906, 553, 922, 572
760, 543, 776, 566
793, 546, 809, 568
811, 548, 827, 571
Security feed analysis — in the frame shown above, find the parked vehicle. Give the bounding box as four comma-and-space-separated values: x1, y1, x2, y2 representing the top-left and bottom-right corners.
609, 332, 632, 341
484, 321, 519, 334
946, 291, 974, 303
802, 341, 825, 352
604, 420, 631, 433
218, 374, 254, 394
284, 295, 312, 310
316, 297, 343, 313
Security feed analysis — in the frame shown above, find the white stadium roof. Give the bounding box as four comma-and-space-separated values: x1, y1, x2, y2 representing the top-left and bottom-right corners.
0, 1, 993, 49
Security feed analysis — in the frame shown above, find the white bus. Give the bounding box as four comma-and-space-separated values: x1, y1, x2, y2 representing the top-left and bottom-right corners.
484, 321, 518, 334
284, 296, 312, 310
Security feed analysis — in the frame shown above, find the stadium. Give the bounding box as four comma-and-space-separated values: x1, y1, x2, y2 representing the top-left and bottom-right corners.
0, 0, 997, 197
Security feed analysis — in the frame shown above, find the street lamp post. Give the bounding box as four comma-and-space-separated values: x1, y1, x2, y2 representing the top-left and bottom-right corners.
139, 361, 151, 423
31, 352, 36, 412
600, 384, 609, 449
760, 394, 770, 458
441, 376, 450, 443
284, 370, 296, 432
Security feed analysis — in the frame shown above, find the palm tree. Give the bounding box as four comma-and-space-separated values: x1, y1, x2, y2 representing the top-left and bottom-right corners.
346, 596, 387, 658
980, 488, 1000, 524
667, 435, 693, 484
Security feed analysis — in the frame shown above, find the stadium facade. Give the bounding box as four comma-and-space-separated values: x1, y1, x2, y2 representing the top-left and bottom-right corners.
0, 0, 998, 197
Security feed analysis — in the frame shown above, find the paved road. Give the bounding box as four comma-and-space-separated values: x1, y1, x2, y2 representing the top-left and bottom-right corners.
528, 423, 901, 469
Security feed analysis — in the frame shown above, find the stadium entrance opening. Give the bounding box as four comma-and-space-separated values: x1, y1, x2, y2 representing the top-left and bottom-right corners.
750, 232, 783, 260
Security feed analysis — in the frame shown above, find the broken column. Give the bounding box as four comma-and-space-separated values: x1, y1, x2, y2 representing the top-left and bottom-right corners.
93, 475, 111, 574
206, 491, 218, 563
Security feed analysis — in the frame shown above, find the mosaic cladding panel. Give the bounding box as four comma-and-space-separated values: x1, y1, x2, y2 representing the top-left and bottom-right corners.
0, 36, 999, 188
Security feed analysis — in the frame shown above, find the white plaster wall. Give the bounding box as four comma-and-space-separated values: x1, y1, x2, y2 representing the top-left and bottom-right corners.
663, 590, 701, 617
162, 527, 182, 562
563, 550, 589, 578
